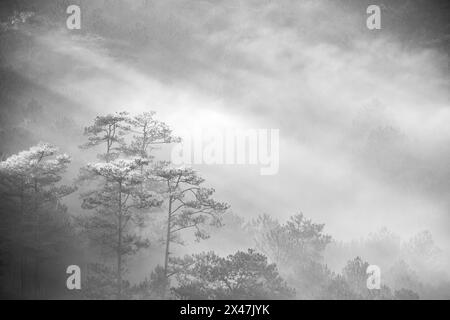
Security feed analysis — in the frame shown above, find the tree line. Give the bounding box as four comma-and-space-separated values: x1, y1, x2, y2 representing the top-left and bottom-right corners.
0, 110, 427, 299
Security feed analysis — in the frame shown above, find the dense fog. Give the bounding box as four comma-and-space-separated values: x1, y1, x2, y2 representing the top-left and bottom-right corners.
0, 0, 448, 299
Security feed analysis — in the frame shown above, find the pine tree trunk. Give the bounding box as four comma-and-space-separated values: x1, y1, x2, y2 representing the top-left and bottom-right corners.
163, 196, 172, 297
33, 179, 41, 298
117, 182, 123, 299
18, 184, 25, 297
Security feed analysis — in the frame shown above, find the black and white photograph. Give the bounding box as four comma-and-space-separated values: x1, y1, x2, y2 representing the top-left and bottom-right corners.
0, 0, 448, 305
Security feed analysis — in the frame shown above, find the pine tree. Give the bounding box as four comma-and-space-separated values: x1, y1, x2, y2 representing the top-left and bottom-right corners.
78, 158, 162, 299
0, 143, 75, 298
171, 249, 295, 299
122, 111, 180, 161
80, 112, 131, 162
152, 161, 229, 296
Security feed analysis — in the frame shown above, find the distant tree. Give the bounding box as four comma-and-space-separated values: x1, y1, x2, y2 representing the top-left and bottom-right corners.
342, 256, 371, 298
385, 260, 423, 295
171, 249, 295, 300
77, 158, 162, 299
152, 161, 229, 295
252, 213, 331, 268
250, 213, 332, 298
80, 112, 131, 162
248, 214, 280, 254
200, 213, 254, 252
322, 273, 357, 300
288, 260, 333, 299
342, 256, 393, 300
403, 231, 442, 270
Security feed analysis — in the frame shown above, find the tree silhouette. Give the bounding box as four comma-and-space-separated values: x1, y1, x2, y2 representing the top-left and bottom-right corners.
122, 111, 180, 161
78, 158, 162, 299
0, 143, 75, 298
171, 249, 295, 299
80, 112, 131, 162
152, 161, 229, 295
250, 213, 332, 298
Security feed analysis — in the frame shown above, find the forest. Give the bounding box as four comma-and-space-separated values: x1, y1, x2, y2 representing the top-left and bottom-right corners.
0, 109, 448, 299
0, 0, 449, 299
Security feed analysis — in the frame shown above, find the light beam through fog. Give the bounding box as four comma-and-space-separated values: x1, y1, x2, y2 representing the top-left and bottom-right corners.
0, 0, 448, 300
